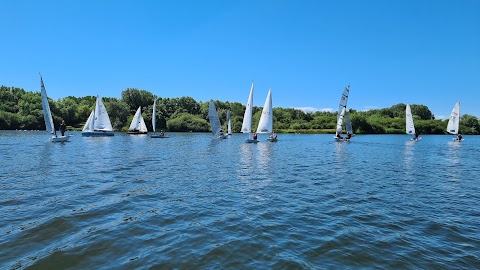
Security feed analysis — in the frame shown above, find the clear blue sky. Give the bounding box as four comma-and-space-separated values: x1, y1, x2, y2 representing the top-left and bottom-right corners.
1, 0, 479, 119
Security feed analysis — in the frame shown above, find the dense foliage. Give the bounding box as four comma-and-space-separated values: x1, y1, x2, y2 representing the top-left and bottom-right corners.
1, 85, 479, 134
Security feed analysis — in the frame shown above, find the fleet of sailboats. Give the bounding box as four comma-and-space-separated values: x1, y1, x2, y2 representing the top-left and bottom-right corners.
335, 84, 353, 141
40, 75, 72, 142
36, 77, 470, 143
447, 102, 463, 142
209, 100, 226, 139
81, 96, 114, 136
128, 106, 148, 134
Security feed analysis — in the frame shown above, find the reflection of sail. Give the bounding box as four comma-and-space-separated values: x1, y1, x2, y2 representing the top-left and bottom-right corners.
403, 141, 415, 172
445, 142, 461, 184
257, 142, 272, 172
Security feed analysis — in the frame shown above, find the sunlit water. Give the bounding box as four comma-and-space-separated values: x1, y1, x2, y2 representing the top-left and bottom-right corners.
1, 131, 479, 269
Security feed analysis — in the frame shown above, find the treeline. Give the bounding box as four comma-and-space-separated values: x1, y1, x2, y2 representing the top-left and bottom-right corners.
1, 85, 479, 134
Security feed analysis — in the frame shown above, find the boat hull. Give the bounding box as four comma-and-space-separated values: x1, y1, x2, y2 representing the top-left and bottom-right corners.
82, 131, 114, 137
267, 137, 277, 142
50, 135, 72, 142
245, 139, 259, 143
150, 135, 169, 138
128, 131, 148, 135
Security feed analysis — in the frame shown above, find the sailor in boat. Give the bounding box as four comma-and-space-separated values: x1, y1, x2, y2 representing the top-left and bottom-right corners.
269, 132, 277, 140
160, 130, 165, 136
335, 132, 343, 139
60, 120, 67, 136
343, 132, 352, 141
457, 133, 463, 141
219, 128, 225, 137
413, 132, 419, 141
253, 133, 258, 140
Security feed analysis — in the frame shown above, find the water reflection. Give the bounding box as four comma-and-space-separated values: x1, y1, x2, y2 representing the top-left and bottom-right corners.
256, 142, 272, 173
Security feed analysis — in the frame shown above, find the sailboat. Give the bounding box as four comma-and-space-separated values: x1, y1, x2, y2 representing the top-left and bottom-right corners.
40, 74, 72, 142
241, 81, 258, 143
406, 104, 420, 141
150, 97, 169, 138
334, 84, 352, 141
81, 96, 114, 136
128, 106, 148, 134
447, 102, 463, 141
256, 88, 277, 142
226, 107, 232, 136
209, 100, 226, 139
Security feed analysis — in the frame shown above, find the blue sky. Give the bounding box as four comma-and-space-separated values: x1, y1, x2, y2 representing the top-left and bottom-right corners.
1, 0, 479, 119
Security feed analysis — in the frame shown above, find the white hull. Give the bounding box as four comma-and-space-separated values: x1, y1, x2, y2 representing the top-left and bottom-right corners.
50, 135, 72, 142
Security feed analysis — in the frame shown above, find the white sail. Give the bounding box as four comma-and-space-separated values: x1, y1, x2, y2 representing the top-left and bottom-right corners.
129, 106, 148, 132
256, 88, 273, 133
345, 111, 353, 135
447, 102, 460, 135
152, 98, 157, 132
40, 75, 55, 134
209, 100, 223, 137
82, 110, 95, 132
336, 107, 346, 133
94, 96, 113, 131
405, 104, 416, 135
338, 84, 350, 122
227, 109, 232, 135
241, 81, 254, 134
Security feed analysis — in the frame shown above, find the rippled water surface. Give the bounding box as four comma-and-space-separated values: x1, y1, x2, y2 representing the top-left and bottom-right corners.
1, 131, 480, 269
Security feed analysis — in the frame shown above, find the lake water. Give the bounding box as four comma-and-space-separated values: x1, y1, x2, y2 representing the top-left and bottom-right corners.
1, 131, 479, 269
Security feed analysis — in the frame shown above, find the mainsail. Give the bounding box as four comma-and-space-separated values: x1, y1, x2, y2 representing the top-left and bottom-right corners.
336, 107, 346, 133
256, 88, 273, 133
227, 108, 232, 135
447, 102, 460, 135
336, 84, 350, 135
405, 104, 416, 135
241, 81, 254, 134
94, 96, 114, 131
209, 100, 223, 137
40, 75, 55, 134
152, 98, 157, 132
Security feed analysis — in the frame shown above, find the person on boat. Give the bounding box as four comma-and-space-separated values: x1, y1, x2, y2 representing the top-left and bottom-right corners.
413, 132, 419, 141
59, 120, 67, 136
344, 132, 352, 141
335, 132, 343, 139
160, 130, 165, 136
253, 133, 258, 140
457, 133, 463, 141
269, 132, 277, 140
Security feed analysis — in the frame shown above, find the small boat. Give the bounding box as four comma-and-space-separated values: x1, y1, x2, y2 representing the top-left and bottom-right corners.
128, 106, 148, 134
334, 84, 353, 141
447, 102, 463, 142
81, 96, 115, 136
226, 108, 232, 136
256, 88, 277, 142
406, 104, 420, 141
40, 74, 72, 142
209, 100, 227, 139
241, 81, 258, 143
150, 97, 169, 138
